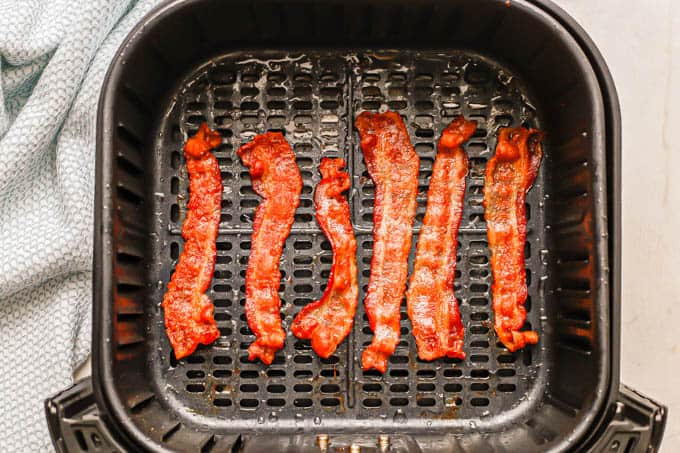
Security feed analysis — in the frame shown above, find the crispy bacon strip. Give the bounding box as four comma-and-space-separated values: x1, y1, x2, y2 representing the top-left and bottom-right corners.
237, 132, 302, 364
356, 111, 420, 373
162, 123, 222, 359
484, 127, 543, 351
291, 158, 358, 358
407, 117, 476, 361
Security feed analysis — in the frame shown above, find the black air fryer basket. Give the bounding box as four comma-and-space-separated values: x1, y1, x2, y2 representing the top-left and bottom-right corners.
46, 0, 667, 452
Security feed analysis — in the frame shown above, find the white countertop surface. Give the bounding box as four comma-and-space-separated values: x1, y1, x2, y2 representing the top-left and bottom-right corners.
558, 0, 679, 450
75, 1, 680, 450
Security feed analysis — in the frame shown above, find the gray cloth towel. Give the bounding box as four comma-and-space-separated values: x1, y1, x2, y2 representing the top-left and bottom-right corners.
0, 0, 158, 450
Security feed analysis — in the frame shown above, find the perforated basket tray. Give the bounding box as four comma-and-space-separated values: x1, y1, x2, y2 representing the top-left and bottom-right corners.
60, 0, 662, 451
154, 48, 545, 426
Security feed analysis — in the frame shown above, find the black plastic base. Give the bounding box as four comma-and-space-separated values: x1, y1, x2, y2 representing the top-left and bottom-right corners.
587, 385, 667, 453
46, 379, 125, 453
46, 378, 667, 453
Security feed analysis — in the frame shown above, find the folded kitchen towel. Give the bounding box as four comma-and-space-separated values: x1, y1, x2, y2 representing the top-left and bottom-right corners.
0, 0, 159, 450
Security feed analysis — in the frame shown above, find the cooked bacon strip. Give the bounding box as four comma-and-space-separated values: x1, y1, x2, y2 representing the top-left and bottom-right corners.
162, 123, 222, 359
237, 132, 302, 364
356, 111, 420, 373
291, 158, 358, 358
484, 127, 543, 351
407, 117, 476, 361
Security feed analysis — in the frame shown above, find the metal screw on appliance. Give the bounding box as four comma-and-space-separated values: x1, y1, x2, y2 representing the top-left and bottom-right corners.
350, 444, 361, 453
378, 434, 390, 450
316, 434, 329, 450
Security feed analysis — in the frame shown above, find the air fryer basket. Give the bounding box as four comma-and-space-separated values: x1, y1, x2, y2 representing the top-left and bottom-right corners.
46, 0, 667, 452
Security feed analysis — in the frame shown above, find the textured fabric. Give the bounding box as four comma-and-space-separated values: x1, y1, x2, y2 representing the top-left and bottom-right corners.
0, 0, 159, 450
